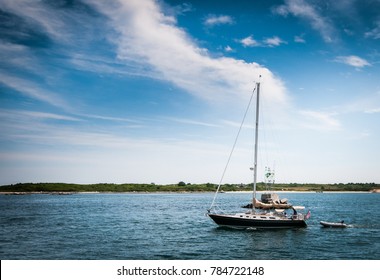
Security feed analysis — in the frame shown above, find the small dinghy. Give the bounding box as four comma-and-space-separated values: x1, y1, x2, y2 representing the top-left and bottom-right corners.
320, 221, 347, 228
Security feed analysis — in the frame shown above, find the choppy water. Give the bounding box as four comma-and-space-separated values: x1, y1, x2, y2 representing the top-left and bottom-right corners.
0, 192, 379, 259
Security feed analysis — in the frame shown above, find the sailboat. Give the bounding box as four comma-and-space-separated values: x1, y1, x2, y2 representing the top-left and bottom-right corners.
207, 82, 310, 229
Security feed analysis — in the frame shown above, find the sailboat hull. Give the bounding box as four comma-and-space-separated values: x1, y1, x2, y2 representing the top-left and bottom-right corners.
208, 213, 307, 229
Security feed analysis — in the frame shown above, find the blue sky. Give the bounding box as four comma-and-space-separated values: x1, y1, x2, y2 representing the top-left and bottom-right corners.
0, 0, 379, 185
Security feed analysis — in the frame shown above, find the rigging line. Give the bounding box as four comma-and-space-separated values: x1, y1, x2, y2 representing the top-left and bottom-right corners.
259, 90, 272, 192
209, 84, 257, 211
260, 93, 269, 168
261, 94, 281, 182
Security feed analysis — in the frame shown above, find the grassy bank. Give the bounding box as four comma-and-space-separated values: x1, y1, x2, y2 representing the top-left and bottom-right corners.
0, 182, 378, 193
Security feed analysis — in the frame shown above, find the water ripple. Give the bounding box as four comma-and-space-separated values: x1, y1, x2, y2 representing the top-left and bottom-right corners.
0, 192, 379, 259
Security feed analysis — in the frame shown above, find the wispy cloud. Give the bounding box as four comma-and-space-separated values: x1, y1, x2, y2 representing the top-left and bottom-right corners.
273, 0, 335, 43
325, 89, 380, 116
171, 3, 194, 16
69, 53, 156, 79
0, 41, 37, 70
0, 107, 233, 184
87, 0, 288, 105
204, 15, 234, 26
365, 20, 380, 39
222, 120, 254, 130
335, 55, 371, 68
0, 0, 98, 45
0, 0, 69, 42
1, 0, 288, 107
0, 72, 69, 109
299, 110, 341, 131
165, 117, 220, 128
0, 109, 82, 122
0, 110, 136, 149
80, 113, 141, 124
364, 108, 380, 114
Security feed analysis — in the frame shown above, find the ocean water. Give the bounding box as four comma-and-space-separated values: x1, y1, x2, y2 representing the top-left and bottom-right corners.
0, 192, 379, 260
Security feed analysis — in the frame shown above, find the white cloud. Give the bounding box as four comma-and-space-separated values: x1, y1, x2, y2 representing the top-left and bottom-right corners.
87, 0, 288, 106
204, 15, 234, 26
273, 4, 289, 17
294, 35, 306, 43
224, 45, 233, 52
172, 3, 193, 16
240, 35, 260, 47
273, 0, 335, 43
335, 55, 371, 68
264, 36, 287, 47
240, 35, 286, 48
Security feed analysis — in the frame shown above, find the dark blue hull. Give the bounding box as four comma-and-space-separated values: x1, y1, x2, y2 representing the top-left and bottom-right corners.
208, 213, 307, 229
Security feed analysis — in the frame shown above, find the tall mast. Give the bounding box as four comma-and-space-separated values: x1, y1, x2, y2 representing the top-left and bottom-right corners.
253, 82, 260, 202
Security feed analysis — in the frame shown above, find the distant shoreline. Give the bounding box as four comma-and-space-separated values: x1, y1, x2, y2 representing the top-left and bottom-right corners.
0, 182, 379, 194
1, 190, 378, 195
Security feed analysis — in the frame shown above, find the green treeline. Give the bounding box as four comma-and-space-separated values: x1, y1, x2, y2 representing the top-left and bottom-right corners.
0, 182, 378, 193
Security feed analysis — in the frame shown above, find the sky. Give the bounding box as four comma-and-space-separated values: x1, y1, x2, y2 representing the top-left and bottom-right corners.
0, 0, 380, 185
